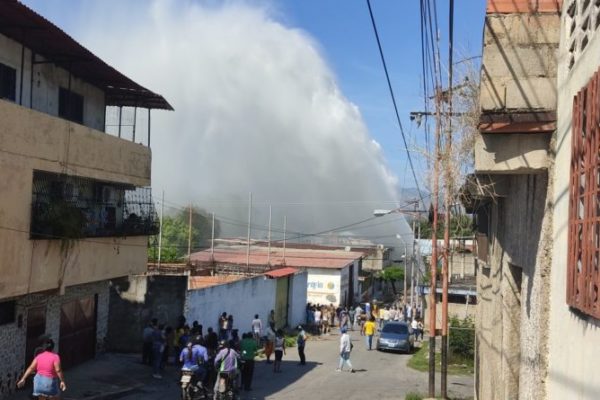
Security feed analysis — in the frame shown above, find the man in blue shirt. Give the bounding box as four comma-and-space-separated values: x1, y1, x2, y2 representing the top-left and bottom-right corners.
179, 336, 209, 382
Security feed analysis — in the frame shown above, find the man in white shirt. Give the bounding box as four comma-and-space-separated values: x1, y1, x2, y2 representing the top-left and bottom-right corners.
251, 314, 262, 343
314, 309, 322, 335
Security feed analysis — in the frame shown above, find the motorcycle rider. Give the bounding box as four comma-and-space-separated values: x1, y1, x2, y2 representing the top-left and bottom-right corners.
180, 336, 209, 389
213, 340, 239, 399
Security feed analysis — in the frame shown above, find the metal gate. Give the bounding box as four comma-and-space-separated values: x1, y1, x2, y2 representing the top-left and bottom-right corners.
59, 295, 97, 368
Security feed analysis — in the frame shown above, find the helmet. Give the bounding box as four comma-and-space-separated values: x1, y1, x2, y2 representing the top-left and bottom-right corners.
218, 340, 228, 348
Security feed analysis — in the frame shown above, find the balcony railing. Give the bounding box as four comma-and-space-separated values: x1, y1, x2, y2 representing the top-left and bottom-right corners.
30, 171, 158, 240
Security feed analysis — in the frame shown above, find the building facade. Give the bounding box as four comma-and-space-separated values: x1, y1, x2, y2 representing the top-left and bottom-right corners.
0, 2, 170, 397
465, 1, 560, 399
547, 0, 600, 398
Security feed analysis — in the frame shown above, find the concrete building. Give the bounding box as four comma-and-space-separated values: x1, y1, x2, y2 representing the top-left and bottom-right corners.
547, 0, 600, 398
462, 1, 560, 399
0, 2, 171, 397
189, 244, 366, 308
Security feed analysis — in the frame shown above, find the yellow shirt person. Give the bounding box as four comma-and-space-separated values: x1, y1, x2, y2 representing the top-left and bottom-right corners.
363, 318, 377, 350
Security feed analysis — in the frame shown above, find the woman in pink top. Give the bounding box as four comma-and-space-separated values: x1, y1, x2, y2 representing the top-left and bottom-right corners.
17, 339, 66, 399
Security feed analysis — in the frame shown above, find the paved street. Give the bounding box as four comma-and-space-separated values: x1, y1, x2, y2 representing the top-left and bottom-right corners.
8, 332, 473, 400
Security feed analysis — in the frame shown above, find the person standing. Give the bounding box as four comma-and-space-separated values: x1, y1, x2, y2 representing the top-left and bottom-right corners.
240, 332, 257, 391
296, 325, 307, 366
313, 307, 322, 335
142, 319, 156, 365
273, 329, 286, 373
268, 309, 276, 329
348, 307, 356, 331
251, 314, 262, 344
336, 327, 354, 372
362, 316, 376, 351
152, 323, 166, 379
17, 339, 67, 398
218, 312, 228, 341
264, 324, 276, 364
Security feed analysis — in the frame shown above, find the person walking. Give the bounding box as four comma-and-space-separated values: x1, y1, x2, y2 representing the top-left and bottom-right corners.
273, 329, 286, 373
362, 316, 376, 351
240, 332, 257, 391
268, 309, 276, 329
296, 325, 307, 366
336, 327, 354, 372
314, 307, 322, 335
251, 314, 262, 344
17, 339, 67, 398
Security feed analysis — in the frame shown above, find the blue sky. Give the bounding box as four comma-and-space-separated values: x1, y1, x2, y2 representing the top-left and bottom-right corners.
24, 0, 486, 192
277, 0, 487, 188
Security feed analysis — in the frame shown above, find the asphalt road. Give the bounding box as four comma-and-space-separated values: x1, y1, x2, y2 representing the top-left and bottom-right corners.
123, 331, 474, 400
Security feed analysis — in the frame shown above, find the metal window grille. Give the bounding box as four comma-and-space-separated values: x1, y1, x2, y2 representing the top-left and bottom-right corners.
30, 171, 158, 240
567, 68, 600, 318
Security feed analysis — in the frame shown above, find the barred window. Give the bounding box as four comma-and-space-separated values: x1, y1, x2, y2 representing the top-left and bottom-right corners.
567, 68, 600, 318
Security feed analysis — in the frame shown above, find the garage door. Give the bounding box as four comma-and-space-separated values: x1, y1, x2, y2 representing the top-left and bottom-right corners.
59, 295, 97, 368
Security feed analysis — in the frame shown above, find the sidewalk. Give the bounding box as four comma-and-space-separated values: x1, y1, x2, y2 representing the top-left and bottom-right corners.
7, 353, 180, 400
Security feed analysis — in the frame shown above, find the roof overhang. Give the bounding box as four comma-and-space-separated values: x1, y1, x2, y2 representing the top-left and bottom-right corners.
0, 1, 173, 111
264, 267, 299, 279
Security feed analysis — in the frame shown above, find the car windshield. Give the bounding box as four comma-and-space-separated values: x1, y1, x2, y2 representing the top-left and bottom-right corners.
382, 324, 408, 334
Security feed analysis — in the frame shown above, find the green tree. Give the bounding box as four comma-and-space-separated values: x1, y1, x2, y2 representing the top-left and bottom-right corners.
148, 206, 219, 262
380, 265, 405, 294
415, 214, 474, 239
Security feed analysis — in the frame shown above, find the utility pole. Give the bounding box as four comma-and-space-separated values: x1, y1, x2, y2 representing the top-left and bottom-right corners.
157, 190, 164, 269
267, 205, 272, 265
429, 85, 442, 400
441, 2, 455, 398
403, 244, 408, 303
210, 212, 215, 257
187, 203, 192, 261
246, 192, 252, 272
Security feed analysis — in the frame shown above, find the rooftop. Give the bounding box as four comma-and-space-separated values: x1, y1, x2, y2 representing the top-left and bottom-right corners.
190, 245, 366, 270
0, 1, 172, 110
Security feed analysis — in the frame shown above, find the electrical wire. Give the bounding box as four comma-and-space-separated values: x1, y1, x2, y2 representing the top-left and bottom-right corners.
365, 0, 426, 209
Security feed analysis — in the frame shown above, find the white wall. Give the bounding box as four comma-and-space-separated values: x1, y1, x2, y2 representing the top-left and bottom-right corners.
306, 269, 342, 306
288, 271, 308, 327
185, 273, 308, 333
0, 32, 105, 131
548, 3, 600, 399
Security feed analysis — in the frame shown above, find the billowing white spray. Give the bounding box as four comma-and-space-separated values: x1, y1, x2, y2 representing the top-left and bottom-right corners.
74, 0, 412, 244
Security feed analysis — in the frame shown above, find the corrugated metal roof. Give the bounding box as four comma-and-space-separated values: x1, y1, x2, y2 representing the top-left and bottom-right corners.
0, 1, 173, 110
190, 247, 365, 269
188, 275, 245, 290
264, 267, 299, 279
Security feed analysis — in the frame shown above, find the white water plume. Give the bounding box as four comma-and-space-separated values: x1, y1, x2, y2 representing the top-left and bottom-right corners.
71, 0, 413, 246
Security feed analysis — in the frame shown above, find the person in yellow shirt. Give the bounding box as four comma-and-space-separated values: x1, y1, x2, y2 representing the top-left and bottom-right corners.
362, 316, 377, 350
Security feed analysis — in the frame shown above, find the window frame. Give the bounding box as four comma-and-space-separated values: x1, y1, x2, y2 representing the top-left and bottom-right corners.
567, 68, 600, 318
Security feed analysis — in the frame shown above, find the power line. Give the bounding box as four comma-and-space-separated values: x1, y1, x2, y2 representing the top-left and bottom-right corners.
365, 0, 426, 209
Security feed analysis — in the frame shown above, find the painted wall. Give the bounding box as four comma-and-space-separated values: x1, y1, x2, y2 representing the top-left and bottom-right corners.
547, 2, 600, 399
0, 98, 152, 300
306, 269, 342, 306
0, 32, 105, 131
185, 273, 308, 334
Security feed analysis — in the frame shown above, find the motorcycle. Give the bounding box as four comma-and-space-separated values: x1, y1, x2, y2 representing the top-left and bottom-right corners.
180, 369, 208, 400
215, 371, 237, 400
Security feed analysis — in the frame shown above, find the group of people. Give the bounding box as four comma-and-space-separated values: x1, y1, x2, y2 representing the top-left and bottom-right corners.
141, 309, 296, 397
305, 303, 356, 335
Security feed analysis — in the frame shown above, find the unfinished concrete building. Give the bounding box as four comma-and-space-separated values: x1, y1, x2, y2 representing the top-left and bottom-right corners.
463, 1, 561, 399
